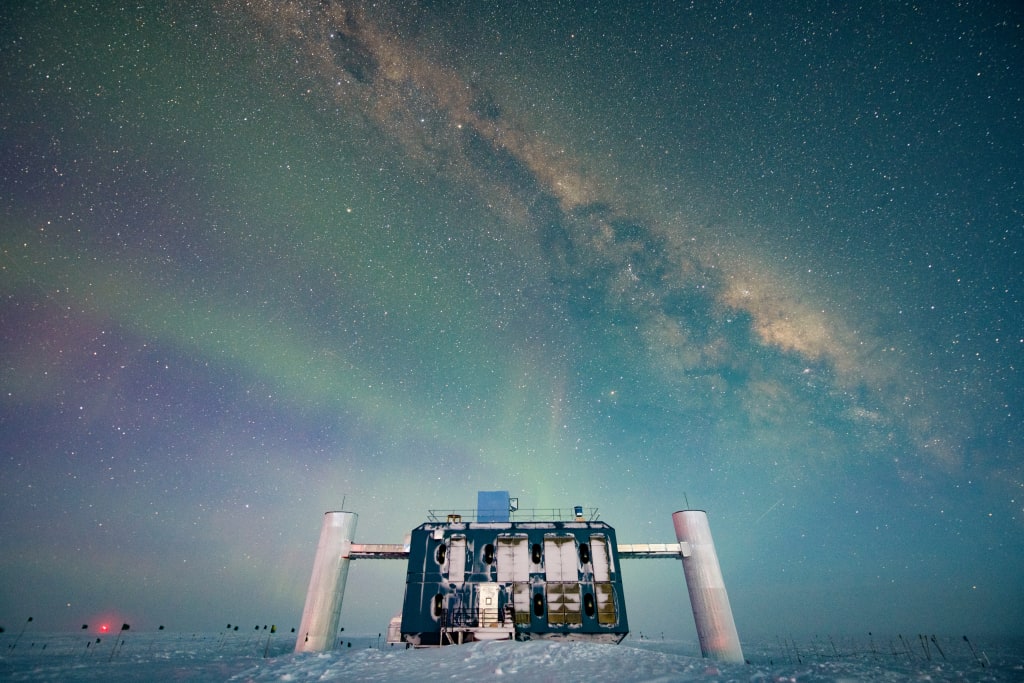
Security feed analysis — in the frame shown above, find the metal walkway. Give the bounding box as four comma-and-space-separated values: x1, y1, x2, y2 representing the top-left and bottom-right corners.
346, 542, 689, 560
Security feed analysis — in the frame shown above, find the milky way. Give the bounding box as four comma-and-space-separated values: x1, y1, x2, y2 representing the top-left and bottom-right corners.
229, 0, 964, 479
1, 0, 1021, 639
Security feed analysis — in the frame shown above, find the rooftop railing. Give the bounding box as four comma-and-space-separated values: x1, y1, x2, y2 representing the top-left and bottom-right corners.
426, 507, 601, 523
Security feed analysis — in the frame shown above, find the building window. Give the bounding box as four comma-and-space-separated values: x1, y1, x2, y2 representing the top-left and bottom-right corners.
497, 535, 530, 582
595, 583, 618, 625
589, 535, 612, 581
448, 536, 467, 583
583, 592, 596, 617
483, 543, 495, 565
546, 583, 582, 625
544, 535, 578, 582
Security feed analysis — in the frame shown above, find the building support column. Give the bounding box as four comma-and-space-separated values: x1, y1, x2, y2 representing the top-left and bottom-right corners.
295, 511, 358, 652
672, 509, 744, 663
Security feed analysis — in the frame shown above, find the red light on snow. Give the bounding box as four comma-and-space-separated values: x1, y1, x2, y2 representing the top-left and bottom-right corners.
100, 624, 109, 633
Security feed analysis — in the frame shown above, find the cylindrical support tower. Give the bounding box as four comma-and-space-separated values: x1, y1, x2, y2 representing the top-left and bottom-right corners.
672, 509, 744, 663
295, 511, 358, 653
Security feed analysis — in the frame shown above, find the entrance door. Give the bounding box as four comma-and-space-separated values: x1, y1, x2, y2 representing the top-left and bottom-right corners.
477, 583, 501, 627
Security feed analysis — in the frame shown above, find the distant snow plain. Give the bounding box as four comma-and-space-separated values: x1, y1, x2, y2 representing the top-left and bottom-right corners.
2, 630, 1020, 682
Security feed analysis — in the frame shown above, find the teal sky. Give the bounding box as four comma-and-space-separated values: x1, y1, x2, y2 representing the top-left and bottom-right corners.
1, 1, 1021, 640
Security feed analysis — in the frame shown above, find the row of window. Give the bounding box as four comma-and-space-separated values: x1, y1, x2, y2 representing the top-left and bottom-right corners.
430, 583, 618, 626
435, 534, 611, 579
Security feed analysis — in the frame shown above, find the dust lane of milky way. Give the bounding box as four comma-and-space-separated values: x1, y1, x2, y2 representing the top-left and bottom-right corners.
230, 0, 958, 475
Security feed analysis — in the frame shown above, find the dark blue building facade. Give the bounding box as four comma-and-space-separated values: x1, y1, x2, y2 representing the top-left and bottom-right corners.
398, 517, 630, 646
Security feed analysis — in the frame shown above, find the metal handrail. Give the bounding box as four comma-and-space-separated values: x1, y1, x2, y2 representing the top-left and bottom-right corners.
439, 605, 514, 629
426, 507, 600, 523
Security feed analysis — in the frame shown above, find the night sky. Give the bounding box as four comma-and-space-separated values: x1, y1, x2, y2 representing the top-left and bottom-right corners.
2, 1, 1022, 640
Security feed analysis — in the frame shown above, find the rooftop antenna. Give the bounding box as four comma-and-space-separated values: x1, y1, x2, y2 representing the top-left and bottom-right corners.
684, 492, 690, 509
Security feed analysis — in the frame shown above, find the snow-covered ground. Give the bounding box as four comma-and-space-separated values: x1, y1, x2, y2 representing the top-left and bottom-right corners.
2, 631, 1020, 682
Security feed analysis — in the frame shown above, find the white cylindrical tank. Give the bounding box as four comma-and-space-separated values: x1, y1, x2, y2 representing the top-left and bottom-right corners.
295, 511, 358, 653
672, 509, 744, 663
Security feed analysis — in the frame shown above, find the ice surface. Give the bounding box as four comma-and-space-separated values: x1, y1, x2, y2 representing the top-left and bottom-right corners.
1, 631, 1021, 682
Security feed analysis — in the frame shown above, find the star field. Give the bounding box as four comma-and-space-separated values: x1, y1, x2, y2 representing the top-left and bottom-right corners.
1, 1, 1022, 639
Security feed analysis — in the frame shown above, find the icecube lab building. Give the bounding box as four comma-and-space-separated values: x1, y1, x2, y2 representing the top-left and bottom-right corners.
295, 491, 743, 662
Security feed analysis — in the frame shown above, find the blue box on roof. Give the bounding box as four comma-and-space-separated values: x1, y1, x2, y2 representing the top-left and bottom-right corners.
477, 490, 510, 522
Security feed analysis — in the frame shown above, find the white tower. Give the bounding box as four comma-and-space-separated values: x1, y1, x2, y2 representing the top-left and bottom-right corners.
295, 511, 358, 653
672, 509, 744, 663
